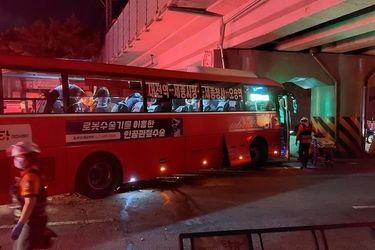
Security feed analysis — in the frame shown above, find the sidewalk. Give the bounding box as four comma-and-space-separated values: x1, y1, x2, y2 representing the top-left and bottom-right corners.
283, 156, 375, 171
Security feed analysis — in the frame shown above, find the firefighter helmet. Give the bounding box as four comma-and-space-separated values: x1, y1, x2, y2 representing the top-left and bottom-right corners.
10, 141, 40, 157
300, 117, 309, 122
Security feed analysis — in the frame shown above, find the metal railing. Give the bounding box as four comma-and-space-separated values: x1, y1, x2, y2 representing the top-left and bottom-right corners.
179, 221, 375, 250
103, 0, 169, 63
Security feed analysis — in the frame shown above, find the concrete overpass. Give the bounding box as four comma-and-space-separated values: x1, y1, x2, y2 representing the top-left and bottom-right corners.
101, 0, 375, 158
102, 0, 375, 70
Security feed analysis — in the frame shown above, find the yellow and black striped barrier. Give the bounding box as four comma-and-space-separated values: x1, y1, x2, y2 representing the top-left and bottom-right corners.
312, 116, 362, 157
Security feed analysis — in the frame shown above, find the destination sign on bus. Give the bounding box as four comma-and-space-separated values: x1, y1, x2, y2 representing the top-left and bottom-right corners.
147, 82, 198, 99
202, 86, 243, 100
147, 82, 243, 101
65, 118, 183, 143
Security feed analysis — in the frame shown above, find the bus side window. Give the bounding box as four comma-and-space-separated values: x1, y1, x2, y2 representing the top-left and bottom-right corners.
146, 97, 171, 113
203, 99, 218, 112
0, 70, 61, 114
173, 99, 199, 112
116, 92, 143, 112
216, 100, 226, 112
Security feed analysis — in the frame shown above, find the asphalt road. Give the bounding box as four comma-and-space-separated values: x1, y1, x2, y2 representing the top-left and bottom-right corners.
1, 158, 375, 250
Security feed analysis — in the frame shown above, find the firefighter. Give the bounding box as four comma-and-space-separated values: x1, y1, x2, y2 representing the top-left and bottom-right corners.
9, 141, 54, 249
296, 117, 315, 168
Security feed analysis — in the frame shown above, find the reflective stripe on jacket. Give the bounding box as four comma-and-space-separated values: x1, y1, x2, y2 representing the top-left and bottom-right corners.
11, 166, 47, 220
297, 123, 313, 144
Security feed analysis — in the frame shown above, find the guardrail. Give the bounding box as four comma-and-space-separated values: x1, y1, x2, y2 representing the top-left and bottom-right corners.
179, 221, 375, 250
103, 0, 169, 63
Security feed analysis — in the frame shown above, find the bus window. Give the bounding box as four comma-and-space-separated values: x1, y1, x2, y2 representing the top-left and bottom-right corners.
171, 83, 200, 112
45, 83, 85, 113
1, 69, 61, 114
67, 75, 143, 113
201, 84, 244, 112
145, 82, 171, 112
244, 85, 275, 112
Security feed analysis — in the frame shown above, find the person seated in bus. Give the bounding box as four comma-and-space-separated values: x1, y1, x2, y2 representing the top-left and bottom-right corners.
216, 100, 227, 111
147, 98, 160, 112
202, 99, 218, 112
159, 98, 172, 112
116, 92, 143, 112
43, 83, 84, 113
150, 97, 172, 112
226, 100, 238, 111
172, 99, 186, 112
93, 87, 111, 112
77, 91, 95, 112
173, 99, 198, 112
225, 100, 243, 111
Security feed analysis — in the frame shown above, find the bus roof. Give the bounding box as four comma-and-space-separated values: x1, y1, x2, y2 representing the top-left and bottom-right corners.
0, 54, 282, 88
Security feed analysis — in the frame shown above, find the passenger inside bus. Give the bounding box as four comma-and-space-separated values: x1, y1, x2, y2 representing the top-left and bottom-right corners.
44, 83, 84, 113
173, 98, 199, 112
93, 87, 111, 112
116, 92, 143, 112
78, 91, 95, 112
113, 81, 144, 112
151, 97, 172, 112
202, 99, 218, 112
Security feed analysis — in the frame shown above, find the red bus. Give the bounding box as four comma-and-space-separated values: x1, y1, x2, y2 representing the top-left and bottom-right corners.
0, 55, 291, 204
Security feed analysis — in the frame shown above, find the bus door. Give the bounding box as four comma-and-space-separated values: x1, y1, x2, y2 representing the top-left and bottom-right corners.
277, 91, 297, 160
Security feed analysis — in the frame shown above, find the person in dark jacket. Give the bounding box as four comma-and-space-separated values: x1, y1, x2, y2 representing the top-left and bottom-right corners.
296, 117, 315, 168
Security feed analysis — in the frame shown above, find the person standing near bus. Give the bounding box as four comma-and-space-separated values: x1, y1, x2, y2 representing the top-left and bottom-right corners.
9, 141, 54, 249
296, 117, 315, 168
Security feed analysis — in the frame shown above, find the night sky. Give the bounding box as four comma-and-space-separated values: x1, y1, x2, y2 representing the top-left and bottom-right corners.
0, 0, 127, 34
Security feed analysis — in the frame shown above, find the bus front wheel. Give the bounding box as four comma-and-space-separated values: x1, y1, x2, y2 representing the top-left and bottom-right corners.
76, 153, 121, 199
250, 139, 268, 168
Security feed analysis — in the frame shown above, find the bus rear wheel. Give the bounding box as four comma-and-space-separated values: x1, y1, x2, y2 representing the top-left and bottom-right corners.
250, 139, 268, 168
76, 153, 120, 199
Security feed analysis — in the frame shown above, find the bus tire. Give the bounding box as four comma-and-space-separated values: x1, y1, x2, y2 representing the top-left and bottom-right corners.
76, 152, 121, 199
249, 139, 268, 168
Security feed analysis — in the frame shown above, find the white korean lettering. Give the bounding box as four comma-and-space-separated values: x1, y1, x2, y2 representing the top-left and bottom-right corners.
124, 130, 131, 140
82, 122, 91, 131
131, 130, 139, 139
159, 129, 166, 137
91, 122, 100, 131
147, 120, 155, 128
152, 129, 159, 137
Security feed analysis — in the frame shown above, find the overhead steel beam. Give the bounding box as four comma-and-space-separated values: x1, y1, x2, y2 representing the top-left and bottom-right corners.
275, 10, 375, 51
321, 31, 375, 53
228, 0, 375, 49
363, 49, 375, 56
